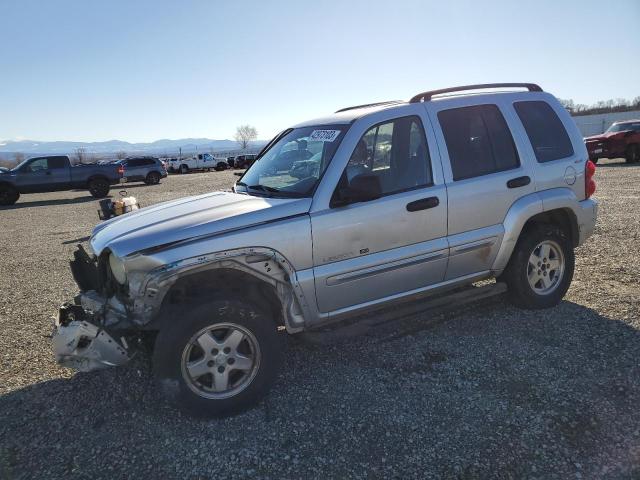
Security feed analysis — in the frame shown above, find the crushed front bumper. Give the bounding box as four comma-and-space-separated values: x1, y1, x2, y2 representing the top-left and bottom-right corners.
52, 303, 131, 372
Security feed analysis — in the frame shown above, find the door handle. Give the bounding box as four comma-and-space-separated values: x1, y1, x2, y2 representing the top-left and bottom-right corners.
506, 176, 530, 188
45, 171, 52, 175
406, 196, 439, 212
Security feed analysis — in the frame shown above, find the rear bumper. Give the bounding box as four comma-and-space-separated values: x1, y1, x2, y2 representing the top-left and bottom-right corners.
52, 302, 131, 372
576, 198, 598, 245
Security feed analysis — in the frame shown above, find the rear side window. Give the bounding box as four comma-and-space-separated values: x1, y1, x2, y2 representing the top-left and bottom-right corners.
438, 105, 519, 181
514, 101, 574, 162
48, 157, 67, 169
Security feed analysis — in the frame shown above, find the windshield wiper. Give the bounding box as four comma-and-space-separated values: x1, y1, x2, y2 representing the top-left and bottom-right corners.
246, 184, 306, 198
248, 184, 280, 193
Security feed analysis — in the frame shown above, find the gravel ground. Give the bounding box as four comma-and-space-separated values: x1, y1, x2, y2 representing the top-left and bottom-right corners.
0, 162, 638, 479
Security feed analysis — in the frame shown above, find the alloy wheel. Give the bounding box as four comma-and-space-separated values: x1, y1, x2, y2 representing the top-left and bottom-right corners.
527, 240, 565, 295
181, 322, 261, 400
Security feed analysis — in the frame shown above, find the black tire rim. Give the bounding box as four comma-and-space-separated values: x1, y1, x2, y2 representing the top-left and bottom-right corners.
90, 180, 107, 196
0, 188, 13, 203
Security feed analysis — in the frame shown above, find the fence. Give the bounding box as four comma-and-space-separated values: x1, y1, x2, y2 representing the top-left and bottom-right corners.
572, 110, 640, 137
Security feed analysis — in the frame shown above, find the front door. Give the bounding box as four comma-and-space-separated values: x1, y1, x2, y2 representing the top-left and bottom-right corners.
311, 115, 448, 314
16, 156, 70, 192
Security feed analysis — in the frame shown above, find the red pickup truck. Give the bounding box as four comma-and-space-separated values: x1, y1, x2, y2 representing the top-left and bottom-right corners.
584, 120, 640, 164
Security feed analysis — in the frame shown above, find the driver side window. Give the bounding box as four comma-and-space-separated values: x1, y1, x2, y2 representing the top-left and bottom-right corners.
26, 158, 49, 172
344, 116, 432, 195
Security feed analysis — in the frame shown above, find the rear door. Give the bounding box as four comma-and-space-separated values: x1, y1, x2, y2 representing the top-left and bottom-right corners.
311, 114, 448, 313
427, 99, 535, 280
47, 156, 71, 189
125, 158, 145, 181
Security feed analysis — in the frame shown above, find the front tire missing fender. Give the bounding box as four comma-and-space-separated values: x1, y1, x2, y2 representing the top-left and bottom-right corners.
152, 300, 284, 417
502, 224, 574, 309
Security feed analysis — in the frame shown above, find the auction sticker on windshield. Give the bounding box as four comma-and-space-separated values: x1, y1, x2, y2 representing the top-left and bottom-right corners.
309, 130, 341, 142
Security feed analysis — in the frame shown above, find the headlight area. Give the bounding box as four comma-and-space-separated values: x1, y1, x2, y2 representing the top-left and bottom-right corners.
108, 252, 127, 285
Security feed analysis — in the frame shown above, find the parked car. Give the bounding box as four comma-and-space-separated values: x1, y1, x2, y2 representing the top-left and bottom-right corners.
168, 153, 227, 173
0, 155, 122, 205
0, 167, 9, 173
116, 156, 167, 185
53, 83, 597, 417
584, 119, 640, 164
289, 152, 321, 178
233, 154, 257, 169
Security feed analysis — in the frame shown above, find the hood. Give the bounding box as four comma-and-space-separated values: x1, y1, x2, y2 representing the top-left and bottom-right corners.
584, 131, 626, 142
90, 191, 312, 257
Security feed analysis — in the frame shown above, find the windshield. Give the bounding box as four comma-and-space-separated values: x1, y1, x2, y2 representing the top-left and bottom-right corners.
236, 125, 348, 197
606, 122, 640, 133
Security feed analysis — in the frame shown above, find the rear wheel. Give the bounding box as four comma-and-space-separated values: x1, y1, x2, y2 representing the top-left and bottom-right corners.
145, 171, 161, 185
0, 185, 19, 206
180, 164, 189, 174
502, 224, 574, 309
626, 144, 639, 163
153, 299, 284, 417
88, 178, 110, 198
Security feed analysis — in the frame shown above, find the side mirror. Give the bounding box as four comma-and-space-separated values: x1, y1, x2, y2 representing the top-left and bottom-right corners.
335, 173, 382, 206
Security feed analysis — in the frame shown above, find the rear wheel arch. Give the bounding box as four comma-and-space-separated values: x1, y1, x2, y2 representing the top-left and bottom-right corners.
519, 208, 578, 247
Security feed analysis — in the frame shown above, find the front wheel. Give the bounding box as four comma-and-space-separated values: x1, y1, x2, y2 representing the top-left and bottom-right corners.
153, 300, 284, 417
88, 178, 110, 198
502, 224, 574, 309
0, 185, 19, 206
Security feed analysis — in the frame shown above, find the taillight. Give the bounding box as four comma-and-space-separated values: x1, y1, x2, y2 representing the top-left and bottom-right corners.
117, 166, 125, 176
585, 160, 596, 199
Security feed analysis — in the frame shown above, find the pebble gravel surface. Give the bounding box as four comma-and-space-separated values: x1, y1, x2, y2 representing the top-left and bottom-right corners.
0, 161, 638, 479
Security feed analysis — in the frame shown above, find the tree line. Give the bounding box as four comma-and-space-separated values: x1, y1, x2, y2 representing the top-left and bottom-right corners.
559, 96, 640, 116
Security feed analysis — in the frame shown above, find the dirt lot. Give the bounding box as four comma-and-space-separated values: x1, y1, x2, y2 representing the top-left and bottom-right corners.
0, 162, 638, 479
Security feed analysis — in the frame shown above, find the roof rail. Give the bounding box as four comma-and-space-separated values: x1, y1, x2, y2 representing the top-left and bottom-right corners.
409, 83, 543, 103
335, 100, 403, 113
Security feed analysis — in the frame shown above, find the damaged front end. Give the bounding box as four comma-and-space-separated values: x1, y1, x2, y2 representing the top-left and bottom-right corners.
53, 245, 133, 372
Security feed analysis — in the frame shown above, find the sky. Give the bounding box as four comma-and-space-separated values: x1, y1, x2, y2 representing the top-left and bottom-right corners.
0, 0, 638, 143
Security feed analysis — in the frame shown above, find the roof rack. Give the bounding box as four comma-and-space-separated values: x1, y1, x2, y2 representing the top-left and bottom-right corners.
409, 83, 543, 103
335, 100, 403, 113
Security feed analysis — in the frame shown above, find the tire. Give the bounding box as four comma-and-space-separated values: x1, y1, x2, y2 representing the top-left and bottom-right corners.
153, 299, 284, 417
88, 178, 110, 198
625, 144, 639, 164
180, 165, 189, 174
0, 184, 19, 206
145, 171, 161, 185
502, 223, 574, 309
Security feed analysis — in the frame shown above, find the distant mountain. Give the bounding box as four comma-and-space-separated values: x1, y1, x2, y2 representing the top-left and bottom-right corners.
0, 138, 265, 156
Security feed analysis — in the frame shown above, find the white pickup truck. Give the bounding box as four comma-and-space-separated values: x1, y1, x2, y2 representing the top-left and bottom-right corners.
168, 153, 228, 174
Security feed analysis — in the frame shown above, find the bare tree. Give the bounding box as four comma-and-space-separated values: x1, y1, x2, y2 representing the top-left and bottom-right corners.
74, 147, 87, 164
13, 152, 25, 164
116, 151, 127, 160
234, 125, 258, 150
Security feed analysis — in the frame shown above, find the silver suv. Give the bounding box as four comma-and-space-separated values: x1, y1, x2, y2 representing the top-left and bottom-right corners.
53, 83, 598, 416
